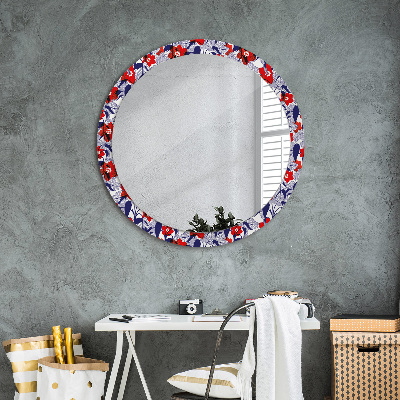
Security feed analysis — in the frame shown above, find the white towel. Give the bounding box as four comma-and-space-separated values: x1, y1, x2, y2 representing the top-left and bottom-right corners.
237, 297, 303, 400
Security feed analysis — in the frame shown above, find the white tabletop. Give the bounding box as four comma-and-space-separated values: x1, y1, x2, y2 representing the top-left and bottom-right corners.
95, 314, 320, 332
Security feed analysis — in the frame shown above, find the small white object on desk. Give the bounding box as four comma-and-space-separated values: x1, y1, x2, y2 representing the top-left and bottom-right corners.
127, 314, 171, 321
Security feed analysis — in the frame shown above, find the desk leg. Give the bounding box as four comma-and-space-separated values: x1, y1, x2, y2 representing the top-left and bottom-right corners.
105, 330, 124, 400
117, 342, 133, 400
125, 331, 153, 400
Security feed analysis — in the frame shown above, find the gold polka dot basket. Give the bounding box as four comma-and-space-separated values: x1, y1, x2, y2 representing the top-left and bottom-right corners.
36, 356, 109, 400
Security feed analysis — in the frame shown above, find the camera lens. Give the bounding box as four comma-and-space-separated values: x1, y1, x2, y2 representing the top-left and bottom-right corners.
186, 303, 197, 315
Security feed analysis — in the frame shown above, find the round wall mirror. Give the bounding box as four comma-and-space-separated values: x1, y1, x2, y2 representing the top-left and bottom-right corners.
97, 39, 304, 247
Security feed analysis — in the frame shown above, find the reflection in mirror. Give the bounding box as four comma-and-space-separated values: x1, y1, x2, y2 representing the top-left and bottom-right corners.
112, 55, 290, 231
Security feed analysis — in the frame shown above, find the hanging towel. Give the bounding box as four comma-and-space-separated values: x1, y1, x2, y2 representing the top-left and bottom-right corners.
238, 296, 303, 400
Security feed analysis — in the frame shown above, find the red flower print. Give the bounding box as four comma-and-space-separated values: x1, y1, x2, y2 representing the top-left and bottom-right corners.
237, 48, 256, 65
280, 93, 294, 106
191, 39, 205, 45
142, 212, 152, 221
121, 66, 135, 84
231, 226, 243, 236
225, 43, 234, 55
284, 170, 294, 183
226, 237, 233, 243
190, 232, 205, 239
97, 146, 105, 160
100, 110, 105, 120
143, 54, 156, 67
259, 222, 264, 228
300, 148, 304, 157
177, 238, 187, 246
106, 86, 119, 103
120, 185, 128, 198
259, 64, 274, 84
175, 45, 187, 56
162, 226, 174, 236
98, 122, 113, 142
168, 45, 187, 59
156, 46, 164, 55
290, 132, 293, 142
265, 218, 270, 223
100, 161, 117, 181
293, 121, 302, 133
294, 160, 302, 171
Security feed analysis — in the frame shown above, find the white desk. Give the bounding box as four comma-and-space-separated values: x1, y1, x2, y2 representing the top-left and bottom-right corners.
95, 314, 320, 400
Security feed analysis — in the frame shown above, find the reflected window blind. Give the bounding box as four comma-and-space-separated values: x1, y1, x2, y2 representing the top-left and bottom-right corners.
260, 81, 290, 206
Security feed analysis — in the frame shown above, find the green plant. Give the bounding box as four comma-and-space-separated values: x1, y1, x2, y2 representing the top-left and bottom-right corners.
212, 206, 237, 230
188, 206, 241, 232
188, 214, 212, 232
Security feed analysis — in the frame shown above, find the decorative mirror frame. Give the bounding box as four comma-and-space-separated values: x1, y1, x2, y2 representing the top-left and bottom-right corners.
97, 39, 304, 247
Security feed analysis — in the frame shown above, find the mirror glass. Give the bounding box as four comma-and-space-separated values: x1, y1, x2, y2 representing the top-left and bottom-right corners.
112, 55, 290, 231
97, 39, 304, 247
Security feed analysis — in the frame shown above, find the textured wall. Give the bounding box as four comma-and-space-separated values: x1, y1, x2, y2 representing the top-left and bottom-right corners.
1, 0, 399, 399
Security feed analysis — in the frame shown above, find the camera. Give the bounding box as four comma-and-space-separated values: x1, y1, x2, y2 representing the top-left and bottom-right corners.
294, 298, 315, 319
179, 299, 203, 315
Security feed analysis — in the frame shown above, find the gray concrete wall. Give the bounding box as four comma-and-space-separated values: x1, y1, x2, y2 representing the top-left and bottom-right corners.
0, 1, 399, 399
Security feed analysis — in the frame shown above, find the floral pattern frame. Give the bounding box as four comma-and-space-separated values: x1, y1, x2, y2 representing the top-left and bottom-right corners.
97, 39, 304, 247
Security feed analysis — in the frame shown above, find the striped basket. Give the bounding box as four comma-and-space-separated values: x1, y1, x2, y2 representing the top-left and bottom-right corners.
3, 334, 83, 400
